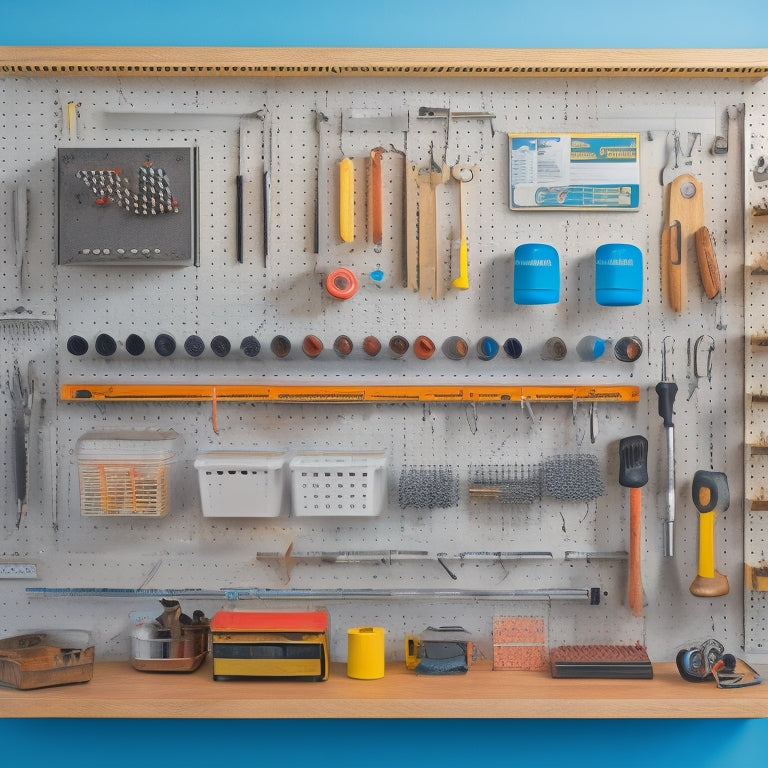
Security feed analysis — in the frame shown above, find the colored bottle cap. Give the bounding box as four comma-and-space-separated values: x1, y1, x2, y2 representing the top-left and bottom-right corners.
67, 335, 89, 356
184, 334, 205, 357
210, 335, 231, 358
541, 336, 567, 361
154, 333, 176, 357
614, 336, 643, 362
270, 335, 291, 358
442, 336, 468, 360
302, 334, 324, 358
240, 336, 261, 358
363, 336, 382, 357
503, 337, 523, 359
389, 335, 409, 357
95, 333, 117, 357
576, 335, 606, 361
333, 334, 353, 357
125, 333, 146, 356
477, 336, 499, 360
413, 335, 436, 360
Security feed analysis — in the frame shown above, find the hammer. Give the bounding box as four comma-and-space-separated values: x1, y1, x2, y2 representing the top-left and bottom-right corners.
619, 435, 648, 618
690, 470, 730, 597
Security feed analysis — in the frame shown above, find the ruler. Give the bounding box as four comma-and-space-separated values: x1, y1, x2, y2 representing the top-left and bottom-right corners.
60, 383, 639, 404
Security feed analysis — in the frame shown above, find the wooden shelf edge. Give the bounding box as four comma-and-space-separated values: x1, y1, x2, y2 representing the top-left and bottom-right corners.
1, 661, 766, 719
1, 46, 768, 77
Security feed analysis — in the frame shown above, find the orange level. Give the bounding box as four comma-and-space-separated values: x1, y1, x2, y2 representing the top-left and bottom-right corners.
60, 383, 639, 403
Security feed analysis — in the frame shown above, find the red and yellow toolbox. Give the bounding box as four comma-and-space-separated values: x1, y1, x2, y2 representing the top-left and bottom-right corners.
210, 610, 330, 681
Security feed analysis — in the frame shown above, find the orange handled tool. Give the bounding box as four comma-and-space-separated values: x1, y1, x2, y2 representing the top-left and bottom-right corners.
619, 435, 648, 618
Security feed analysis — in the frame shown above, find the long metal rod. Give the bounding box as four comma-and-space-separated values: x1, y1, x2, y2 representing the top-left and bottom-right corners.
27, 586, 601, 604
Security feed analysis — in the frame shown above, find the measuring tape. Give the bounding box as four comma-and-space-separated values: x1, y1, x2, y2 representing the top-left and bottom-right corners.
60, 383, 640, 403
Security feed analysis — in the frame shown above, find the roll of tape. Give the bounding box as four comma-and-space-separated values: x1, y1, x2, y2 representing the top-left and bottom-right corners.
326, 267, 359, 300
347, 626, 385, 679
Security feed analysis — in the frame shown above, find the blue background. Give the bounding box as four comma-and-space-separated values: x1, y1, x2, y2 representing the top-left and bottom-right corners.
1, 0, 767, 763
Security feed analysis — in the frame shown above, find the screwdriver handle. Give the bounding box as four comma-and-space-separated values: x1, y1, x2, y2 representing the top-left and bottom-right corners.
655, 381, 678, 428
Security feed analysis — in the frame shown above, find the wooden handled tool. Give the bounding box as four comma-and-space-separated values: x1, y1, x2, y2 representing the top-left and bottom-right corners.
619, 435, 648, 618
690, 470, 730, 597
661, 173, 700, 312
368, 148, 383, 250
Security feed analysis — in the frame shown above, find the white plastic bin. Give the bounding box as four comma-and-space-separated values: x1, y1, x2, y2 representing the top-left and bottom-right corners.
289, 451, 388, 517
194, 451, 288, 517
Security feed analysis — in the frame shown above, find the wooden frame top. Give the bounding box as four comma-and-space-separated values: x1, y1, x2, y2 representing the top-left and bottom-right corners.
1, 46, 768, 77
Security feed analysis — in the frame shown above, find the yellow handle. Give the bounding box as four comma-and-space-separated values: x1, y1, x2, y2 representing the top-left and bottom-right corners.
452, 237, 469, 289
404, 635, 420, 670
698, 510, 715, 579
339, 158, 354, 242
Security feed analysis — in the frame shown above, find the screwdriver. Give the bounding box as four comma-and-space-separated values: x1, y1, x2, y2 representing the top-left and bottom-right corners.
656, 374, 678, 557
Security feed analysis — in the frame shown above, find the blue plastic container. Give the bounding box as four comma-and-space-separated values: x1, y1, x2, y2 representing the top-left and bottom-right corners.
513, 243, 560, 304
595, 243, 643, 306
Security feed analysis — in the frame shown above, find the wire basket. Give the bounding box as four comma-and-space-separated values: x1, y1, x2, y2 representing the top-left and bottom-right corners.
289, 451, 388, 517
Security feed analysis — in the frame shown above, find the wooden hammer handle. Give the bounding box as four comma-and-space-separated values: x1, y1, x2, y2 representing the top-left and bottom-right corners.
628, 486, 643, 617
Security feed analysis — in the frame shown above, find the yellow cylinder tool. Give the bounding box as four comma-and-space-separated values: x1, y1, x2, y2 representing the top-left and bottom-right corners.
347, 626, 385, 679
451, 164, 474, 290
339, 157, 354, 242
690, 470, 730, 597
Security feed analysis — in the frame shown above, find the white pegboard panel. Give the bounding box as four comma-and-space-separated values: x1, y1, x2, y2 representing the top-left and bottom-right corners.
0, 73, 762, 664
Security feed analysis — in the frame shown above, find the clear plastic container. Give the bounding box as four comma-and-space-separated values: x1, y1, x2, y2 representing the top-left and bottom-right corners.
76, 429, 183, 517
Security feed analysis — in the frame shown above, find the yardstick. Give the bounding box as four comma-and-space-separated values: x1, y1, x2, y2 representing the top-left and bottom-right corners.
60, 383, 639, 403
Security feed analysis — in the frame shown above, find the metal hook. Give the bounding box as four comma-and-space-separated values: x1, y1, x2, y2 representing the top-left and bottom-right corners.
694, 334, 715, 382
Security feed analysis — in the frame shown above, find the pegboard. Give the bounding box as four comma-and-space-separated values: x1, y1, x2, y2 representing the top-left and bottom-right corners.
0, 68, 763, 667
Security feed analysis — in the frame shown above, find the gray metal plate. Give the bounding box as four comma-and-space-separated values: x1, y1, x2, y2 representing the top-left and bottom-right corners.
57, 146, 197, 266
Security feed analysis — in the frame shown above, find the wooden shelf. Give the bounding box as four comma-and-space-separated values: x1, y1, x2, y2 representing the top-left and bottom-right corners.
1, 46, 768, 78
1, 661, 767, 719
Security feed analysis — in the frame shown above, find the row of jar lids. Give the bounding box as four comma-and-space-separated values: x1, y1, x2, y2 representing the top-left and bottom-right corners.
66, 333, 642, 362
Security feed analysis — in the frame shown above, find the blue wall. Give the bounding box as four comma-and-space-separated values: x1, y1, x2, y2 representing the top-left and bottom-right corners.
2, 1, 767, 764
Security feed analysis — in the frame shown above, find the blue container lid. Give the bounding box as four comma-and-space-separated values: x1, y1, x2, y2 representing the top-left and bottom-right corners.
595, 243, 643, 306
514, 243, 560, 305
